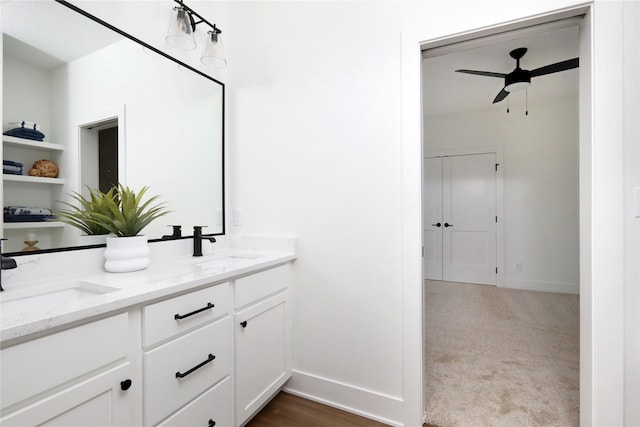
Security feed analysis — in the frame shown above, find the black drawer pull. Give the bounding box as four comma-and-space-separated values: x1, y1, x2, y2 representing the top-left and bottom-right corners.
208, 419, 216, 427
174, 302, 215, 320
120, 379, 132, 391
240, 321, 248, 328
175, 354, 216, 378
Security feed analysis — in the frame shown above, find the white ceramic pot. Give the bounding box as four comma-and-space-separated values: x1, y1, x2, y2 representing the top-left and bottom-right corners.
104, 235, 150, 273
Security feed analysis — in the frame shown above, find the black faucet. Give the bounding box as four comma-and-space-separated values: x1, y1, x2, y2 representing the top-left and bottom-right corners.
193, 226, 216, 257
1, 239, 18, 292
162, 225, 182, 240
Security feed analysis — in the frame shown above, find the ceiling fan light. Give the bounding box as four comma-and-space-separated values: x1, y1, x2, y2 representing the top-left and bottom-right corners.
505, 81, 530, 92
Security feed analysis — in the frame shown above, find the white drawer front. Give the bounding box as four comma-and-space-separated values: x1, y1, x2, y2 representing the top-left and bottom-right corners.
144, 317, 231, 426
234, 264, 291, 309
143, 283, 230, 347
157, 376, 232, 427
1, 313, 128, 410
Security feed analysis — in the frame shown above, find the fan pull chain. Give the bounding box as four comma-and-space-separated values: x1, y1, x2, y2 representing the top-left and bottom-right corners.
507, 96, 510, 114
525, 89, 529, 116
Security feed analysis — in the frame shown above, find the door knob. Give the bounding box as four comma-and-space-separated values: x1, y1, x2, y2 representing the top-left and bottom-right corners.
431, 222, 441, 227
444, 223, 453, 227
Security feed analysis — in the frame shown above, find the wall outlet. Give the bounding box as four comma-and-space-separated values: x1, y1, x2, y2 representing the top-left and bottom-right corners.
234, 208, 244, 226
516, 262, 523, 271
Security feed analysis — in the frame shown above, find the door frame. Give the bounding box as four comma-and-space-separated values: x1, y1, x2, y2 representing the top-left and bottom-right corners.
401, 3, 626, 426
424, 147, 504, 287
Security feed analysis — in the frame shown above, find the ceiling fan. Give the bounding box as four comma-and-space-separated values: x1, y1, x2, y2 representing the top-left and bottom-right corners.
456, 47, 579, 104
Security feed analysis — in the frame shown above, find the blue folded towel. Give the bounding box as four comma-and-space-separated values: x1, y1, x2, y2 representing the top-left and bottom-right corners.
3, 160, 24, 168
3, 160, 24, 175
3, 127, 46, 141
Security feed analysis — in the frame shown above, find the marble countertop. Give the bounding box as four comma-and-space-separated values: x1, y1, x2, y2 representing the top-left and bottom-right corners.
0, 250, 296, 345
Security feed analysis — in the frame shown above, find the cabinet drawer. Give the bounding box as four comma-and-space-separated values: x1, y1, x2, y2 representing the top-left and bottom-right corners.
234, 264, 291, 309
144, 317, 231, 426
157, 376, 232, 427
143, 283, 230, 347
1, 313, 128, 410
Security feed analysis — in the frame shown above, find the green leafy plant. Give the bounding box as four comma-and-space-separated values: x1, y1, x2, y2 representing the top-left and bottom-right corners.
55, 187, 117, 235
56, 184, 170, 237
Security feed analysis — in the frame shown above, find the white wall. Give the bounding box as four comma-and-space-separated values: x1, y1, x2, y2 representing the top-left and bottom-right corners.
424, 96, 579, 294
2, 56, 52, 133
227, 3, 408, 421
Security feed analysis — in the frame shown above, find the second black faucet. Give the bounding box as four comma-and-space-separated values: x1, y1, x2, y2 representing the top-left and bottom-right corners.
193, 226, 216, 257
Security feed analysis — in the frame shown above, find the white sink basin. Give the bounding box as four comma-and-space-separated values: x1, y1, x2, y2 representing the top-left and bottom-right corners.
0, 281, 119, 319
193, 254, 262, 272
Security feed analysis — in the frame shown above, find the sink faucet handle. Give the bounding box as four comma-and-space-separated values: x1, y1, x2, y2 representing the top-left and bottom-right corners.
162, 225, 182, 240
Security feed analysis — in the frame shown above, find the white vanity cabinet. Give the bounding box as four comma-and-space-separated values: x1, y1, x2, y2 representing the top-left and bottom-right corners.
142, 283, 233, 427
234, 264, 292, 426
0, 313, 138, 427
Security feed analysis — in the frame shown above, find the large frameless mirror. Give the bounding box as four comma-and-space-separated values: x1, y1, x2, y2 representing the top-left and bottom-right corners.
1, 0, 225, 255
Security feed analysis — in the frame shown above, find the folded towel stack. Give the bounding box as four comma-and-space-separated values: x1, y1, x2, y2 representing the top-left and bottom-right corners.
8, 121, 43, 132
3, 120, 46, 141
4, 206, 54, 222
3, 160, 24, 175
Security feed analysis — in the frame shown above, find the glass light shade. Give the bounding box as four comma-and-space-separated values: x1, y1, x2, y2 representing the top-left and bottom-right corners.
505, 81, 530, 92
166, 7, 196, 50
200, 31, 227, 68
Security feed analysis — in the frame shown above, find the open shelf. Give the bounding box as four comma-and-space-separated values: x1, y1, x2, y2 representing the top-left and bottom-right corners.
3, 174, 65, 185
3, 135, 64, 152
3, 221, 64, 230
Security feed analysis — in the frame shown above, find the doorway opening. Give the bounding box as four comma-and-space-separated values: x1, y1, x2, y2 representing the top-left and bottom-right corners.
421, 16, 582, 426
78, 106, 126, 200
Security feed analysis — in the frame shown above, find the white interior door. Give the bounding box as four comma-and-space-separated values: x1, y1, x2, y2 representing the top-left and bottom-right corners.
442, 153, 497, 285
423, 153, 497, 285
423, 157, 443, 280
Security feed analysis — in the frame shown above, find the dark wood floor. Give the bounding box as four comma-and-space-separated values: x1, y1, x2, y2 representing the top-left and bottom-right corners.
246, 392, 389, 427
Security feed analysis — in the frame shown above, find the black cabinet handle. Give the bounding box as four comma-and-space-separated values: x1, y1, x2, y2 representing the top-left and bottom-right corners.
444, 223, 453, 228
120, 379, 132, 391
208, 419, 216, 427
240, 321, 248, 328
175, 354, 216, 378
174, 302, 215, 320
431, 222, 442, 227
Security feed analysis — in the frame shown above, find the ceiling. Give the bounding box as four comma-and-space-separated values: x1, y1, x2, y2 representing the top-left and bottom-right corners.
422, 25, 580, 117
1, 1, 122, 70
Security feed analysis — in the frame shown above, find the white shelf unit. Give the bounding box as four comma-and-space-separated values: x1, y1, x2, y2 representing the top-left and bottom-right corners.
3, 221, 64, 230
3, 135, 66, 251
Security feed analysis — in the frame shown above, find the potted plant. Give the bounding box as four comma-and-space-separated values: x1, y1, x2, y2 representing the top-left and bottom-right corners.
56, 184, 169, 272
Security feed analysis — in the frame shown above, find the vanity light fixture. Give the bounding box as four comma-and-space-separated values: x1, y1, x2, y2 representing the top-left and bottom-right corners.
165, 0, 227, 68
200, 27, 227, 68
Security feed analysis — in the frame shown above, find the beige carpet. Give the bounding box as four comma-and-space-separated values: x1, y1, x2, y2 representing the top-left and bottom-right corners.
424, 280, 579, 427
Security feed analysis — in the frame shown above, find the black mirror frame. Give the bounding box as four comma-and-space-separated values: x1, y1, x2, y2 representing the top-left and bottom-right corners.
2, 0, 226, 257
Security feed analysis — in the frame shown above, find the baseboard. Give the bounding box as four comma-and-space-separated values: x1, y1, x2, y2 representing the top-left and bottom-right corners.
284, 370, 404, 427
503, 278, 580, 294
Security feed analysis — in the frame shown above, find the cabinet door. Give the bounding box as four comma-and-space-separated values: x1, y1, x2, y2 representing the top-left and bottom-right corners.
0, 363, 133, 427
235, 292, 290, 425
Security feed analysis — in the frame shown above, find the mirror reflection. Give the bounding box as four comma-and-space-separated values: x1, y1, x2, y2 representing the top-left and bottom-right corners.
1, 1, 225, 254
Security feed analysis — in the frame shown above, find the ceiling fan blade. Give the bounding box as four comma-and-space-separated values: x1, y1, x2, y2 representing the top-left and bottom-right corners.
493, 88, 509, 104
530, 58, 579, 77
456, 69, 507, 78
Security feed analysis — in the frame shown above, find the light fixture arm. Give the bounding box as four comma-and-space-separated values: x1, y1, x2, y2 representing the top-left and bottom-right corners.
173, 0, 222, 35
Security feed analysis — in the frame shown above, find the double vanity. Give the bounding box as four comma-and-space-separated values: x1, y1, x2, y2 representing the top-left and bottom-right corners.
0, 238, 296, 427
